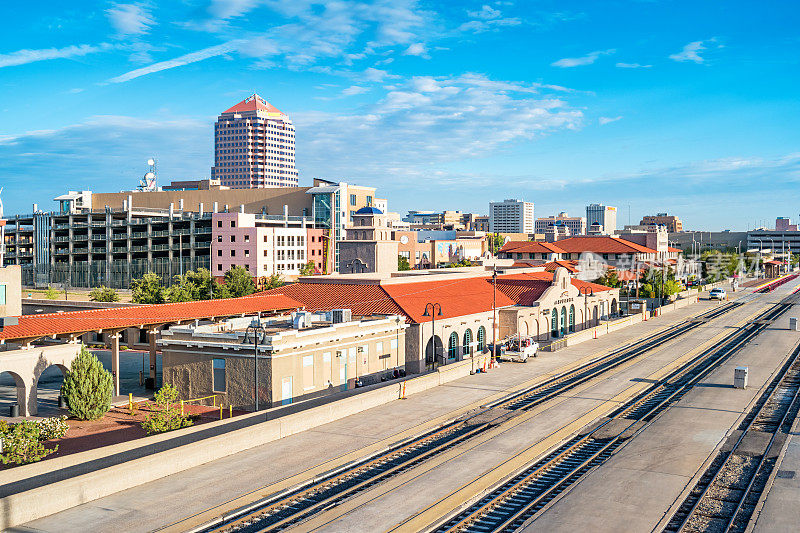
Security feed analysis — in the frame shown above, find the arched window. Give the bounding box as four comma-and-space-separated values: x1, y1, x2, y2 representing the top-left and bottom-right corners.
569, 305, 575, 333
448, 332, 459, 359
477, 326, 486, 351
560, 307, 567, 336
463, 329, 473, 355
551, 309, 559, 337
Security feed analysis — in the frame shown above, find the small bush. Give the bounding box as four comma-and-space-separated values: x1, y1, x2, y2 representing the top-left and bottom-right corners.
0, 421, 58, 465
141, 384, 193, 435
36, 416, 69, 441
89, 286, 120, 302
61, 347, 113, 420
44, 286, 60, 300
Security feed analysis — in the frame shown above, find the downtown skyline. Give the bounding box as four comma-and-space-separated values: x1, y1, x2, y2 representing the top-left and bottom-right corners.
1, 1, 799, 230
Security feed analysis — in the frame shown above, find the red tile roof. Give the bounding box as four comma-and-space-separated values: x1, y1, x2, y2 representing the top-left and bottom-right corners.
543, 260, 580, 273
223, 94, 284, 115
0, 294, 303, 342
668, 246, 682, 252
499, 241, 566, 254
554, 236, 657, 254
257, 282, 404, 317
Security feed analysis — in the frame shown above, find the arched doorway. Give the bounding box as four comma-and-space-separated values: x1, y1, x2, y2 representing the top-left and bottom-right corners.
448, 332, 459, 360
425, 335, 443, 368
569, 305, 575, 333
560, 307, 568, 337
35, 364, 69, 417
551, 309, 559, 338
463, 329, 473, 358
593, 306, 599, 326
477, 326, 486, 352
611, 298, 618, 316
0, 370, 26, 415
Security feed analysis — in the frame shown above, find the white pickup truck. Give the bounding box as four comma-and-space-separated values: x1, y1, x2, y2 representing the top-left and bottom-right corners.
497, 338, 539, 363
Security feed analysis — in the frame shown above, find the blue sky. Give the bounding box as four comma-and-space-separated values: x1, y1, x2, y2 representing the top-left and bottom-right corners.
1, 1, 799, 230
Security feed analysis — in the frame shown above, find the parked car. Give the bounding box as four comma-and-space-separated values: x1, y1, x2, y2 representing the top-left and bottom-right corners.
709, 288, 727, 301
497, 337, 539, 363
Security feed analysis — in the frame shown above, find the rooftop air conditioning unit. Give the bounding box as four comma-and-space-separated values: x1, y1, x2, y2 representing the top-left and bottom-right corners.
331, 309, 352, 324
292, 311, 312, 329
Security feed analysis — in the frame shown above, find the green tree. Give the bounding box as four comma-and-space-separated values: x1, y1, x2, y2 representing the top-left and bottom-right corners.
223, 266, 256, 298
184, 268, 223, 300
488, 233, 506, 254
594, 270, 621, 288
141, 384, 193, 435
166, 276, 195, 302
446, 258, 475, 268
398, 255, 411, 271
131, 272, 166, 304
299, 261, 316, 276
263, 273, 284, 290
60, 347, 113, 421
89, 285, 120, 302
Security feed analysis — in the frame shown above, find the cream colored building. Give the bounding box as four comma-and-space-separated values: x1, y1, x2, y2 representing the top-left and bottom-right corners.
159, 313, 407, 409
0, 265, 21, 317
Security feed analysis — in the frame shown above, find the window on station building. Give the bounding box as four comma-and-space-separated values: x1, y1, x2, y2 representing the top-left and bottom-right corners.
463, 329, 473, 355
477, 326, 486, 351
569, 305, 575, 333
212, 359, 226, 392
448, 332, 459, 359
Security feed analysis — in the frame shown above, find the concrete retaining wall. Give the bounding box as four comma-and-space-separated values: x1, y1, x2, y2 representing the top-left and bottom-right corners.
0, 353, 490, 529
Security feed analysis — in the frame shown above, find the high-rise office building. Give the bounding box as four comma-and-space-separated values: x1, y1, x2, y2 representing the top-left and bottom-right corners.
586, 203, 617, 235
534, 212, 586, 236
211, 94, 298, 188
489, 199, 535, 233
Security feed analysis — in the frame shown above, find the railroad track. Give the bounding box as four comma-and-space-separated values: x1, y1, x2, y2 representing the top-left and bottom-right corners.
662, 338, 800, 532
194, 296, 749, 533
429, 295, 797, 533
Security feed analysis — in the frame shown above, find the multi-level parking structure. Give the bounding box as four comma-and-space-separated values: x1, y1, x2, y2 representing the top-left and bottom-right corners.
663, 337, 800, 532
429, 292, 798, 533
194, 296, 751, 533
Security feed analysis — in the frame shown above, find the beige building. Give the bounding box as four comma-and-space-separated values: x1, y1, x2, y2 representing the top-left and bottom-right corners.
0, 265, 22, 317
159, 313, 407, 409
641, 213, 684, 233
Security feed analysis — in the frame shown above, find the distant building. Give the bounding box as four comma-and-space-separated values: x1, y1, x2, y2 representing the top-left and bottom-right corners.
489, 199, 535, 233
535, 212, 586, 236
586, 204, 617, 235
776, 217, 798, 231
339, 207, 399, 274
403, 210, 485, 230
211, 212, 324, 279
0, 265, 21, 317
640, 213, 683, 233
211, 94, 298, 188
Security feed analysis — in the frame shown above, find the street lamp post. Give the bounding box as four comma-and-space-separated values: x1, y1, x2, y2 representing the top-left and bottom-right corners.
579, 286, 593, 327
421, 302, 442, 370
244, 317, 266, 411
492, 268, 498, 364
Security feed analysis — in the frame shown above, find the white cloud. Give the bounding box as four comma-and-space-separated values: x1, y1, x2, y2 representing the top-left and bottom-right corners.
106, 3, 155, 37
342, 85, 370, 96
458, 17, 522, 33
669, 40, 707, 63
108, 41, 244, 83
598, 116, 622, 125
467, 5, 501, 20
403, 42, 429, 58
616, 62, 652, 69
0, 44, 106, 69
552, 49, 615, 68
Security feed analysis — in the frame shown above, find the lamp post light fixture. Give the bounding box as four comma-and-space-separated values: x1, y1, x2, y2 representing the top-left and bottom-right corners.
243, 316, 266, 411
421, 303, 443, 370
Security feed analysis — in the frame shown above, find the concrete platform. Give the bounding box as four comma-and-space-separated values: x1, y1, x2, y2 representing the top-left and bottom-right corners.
750, 420, 800, 531
11, 286, 753, 533
518, 293, 800, 532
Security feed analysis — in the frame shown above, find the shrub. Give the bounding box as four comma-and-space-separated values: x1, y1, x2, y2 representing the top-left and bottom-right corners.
44, 286, 60, 300
89, 286, 120, 302
0, 421, 58, 465
61, 347, 113, 420
36, 416, 69, 441
141, 384, 193, 435
131, 272, 166, 304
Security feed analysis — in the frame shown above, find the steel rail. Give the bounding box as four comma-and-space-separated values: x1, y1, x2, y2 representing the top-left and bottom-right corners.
431, 299, 794, 533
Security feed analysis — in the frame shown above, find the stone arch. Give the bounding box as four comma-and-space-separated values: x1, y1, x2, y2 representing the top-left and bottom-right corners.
34, 363, 70, 416
0, 370, 26, 416
522, 321, 530, 336
425, 335, 443, 367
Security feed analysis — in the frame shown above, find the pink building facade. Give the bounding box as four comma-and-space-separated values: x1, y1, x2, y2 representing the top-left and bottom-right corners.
211, 94, 298, 189
212, 213, 324, 279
